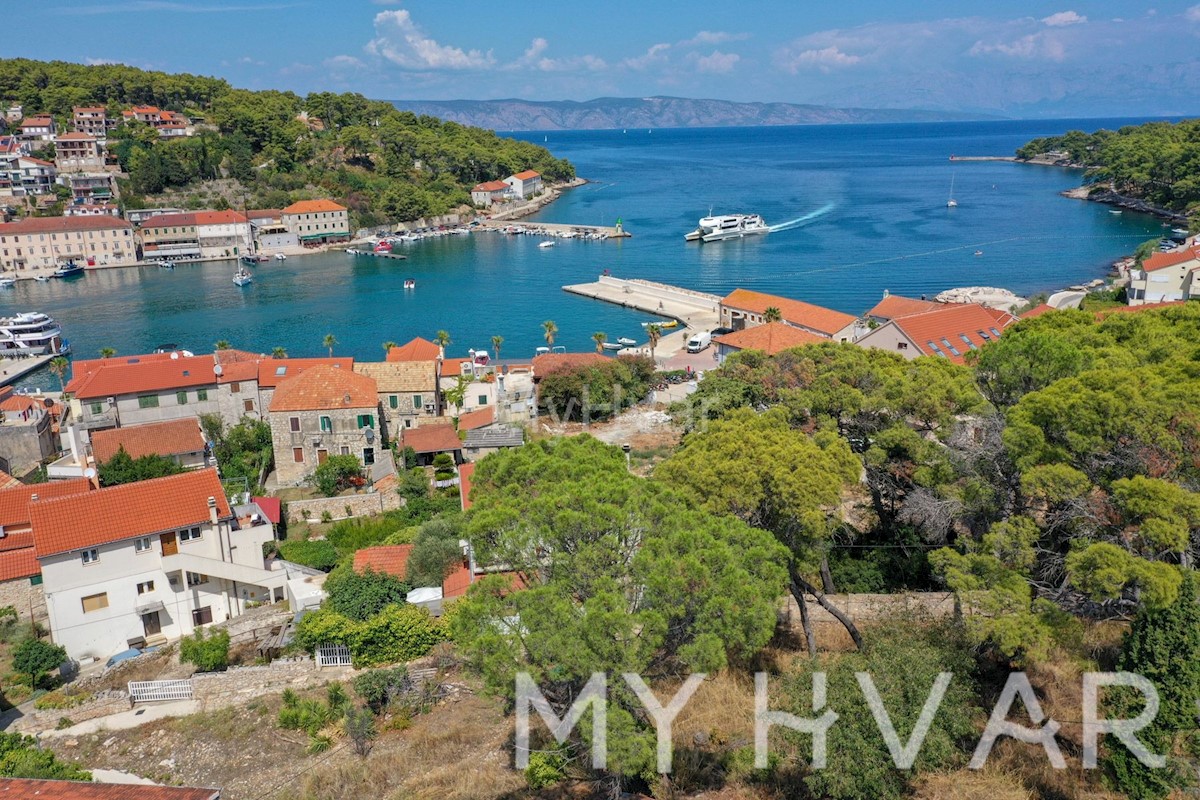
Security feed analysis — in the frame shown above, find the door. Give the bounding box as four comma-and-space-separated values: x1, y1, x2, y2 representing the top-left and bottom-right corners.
160, 532, 178, 556
317, 449, 328, 464
141, 611, 162, 637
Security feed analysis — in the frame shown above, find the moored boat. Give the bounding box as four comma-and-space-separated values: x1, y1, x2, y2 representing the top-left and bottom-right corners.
601, 342, 624, 350
233, 267, 253, 286
617, 337, 636, 346
52, 261, 85, 278
0, 312, 67, 354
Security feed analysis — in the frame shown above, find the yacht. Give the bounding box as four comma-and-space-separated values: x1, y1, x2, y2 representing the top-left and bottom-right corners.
685, 213, 770, 243
52, 261, 85, 278
232, 267, 253, 287
0, 312, 67, 354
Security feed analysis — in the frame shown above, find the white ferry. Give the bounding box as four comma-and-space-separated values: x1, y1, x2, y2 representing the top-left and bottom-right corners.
685, 213, 770, 243
0, 312, 68, 355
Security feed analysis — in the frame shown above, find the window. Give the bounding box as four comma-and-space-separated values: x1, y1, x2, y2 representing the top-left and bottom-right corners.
186, 572, 207, 587
289, 417, 301, 432
988, 328, 1002, 337
405, 419, 413, 428
275, 366, 287, 376
230, 382, 240, 394
340, 446, 350, 455
137, 580, 155, 594
243, 399, 254, 412
389, 395, 398, 409
81, 592, 108, 613
926, 341, 946, 358
293, 447, 304, 463
363, 447, 375, 465
81, 548, 99, 564
477, 394, 488, 405
134, 536, 152, 553
412, 395, 423, 410
179, 526, 201, 542
192, 606, 213, 625
897, 342, 908, 350
195, 388, 208, 401
357, 414, 374, 429
176, 390, 188, 405
138, 395, 160, 409
320, 416, 332, 432
89, 401, 103, 415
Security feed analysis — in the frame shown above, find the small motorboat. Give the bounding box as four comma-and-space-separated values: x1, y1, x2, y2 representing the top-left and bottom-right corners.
346, 248, 359, 255
974, 250, 984, 257
157, 259, 174, 270
53, 261, 85, 278
403, 279, 416, 289
601, 342, 624, 350
34, 275, 51, 283
233, 267, 253, 287
0, 277, 14, 288
617, 337, 636, 346
274, 253, 287, 260
1108, 209, 1123, 215
538, 241, 556, 249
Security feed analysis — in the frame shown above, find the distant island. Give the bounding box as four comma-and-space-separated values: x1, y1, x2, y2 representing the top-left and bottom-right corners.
390, 96, 996, 132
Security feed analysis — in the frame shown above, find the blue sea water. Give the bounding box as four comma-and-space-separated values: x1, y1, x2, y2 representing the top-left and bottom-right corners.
4, 118, 1168, 389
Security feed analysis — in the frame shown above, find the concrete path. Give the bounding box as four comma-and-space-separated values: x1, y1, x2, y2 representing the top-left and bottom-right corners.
40, 700, 198, 739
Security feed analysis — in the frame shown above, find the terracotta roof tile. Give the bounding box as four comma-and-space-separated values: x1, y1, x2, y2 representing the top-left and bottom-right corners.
55, 132, 96, 141
457, 406, 495, 431
441, 562, 472, 598
91, 419, 205, 464
1020, 303, 1056, 319
512, 170, 540, 180
268, 365, 377, 412
246, 209, 282, 220
887, 304, 1018, 364
282, 199, 346, 214
472, 180, 509, 192
401, 424, 462, 454
532, 352, 608, 376
140, 212, 197, 228
714, 322, 824, 355
66, 354, 217, 399
0, 470, 21, 490
386, 337, 441, 362
722, 289, 857, 336
1141, 248, 1200, 272
31, 469, 231, 559
353, 545, 412, 579
440, 357, 473, 376
0, 779, 219, 800
257, 358, 353, 389
0, 547, 39, 582
250, 496, 281, 525
354, 361, 437, 393
193, 211, 248, 226
0, 216, 131, 236
0, 478, 92, 532
864, 294, 943, 320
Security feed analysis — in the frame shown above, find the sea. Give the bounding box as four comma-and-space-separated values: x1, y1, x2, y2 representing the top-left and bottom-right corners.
5, 118, 1173, 390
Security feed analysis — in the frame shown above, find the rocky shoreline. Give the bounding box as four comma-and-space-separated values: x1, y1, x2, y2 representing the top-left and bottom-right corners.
1060, 185, 1189, 224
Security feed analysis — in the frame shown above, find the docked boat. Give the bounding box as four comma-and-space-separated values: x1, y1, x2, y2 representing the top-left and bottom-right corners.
232, 267, 253, 287
601, 342, 624, 350
685, 213, 770, 243
156, 259, 174, 270
0, 277, 14, 288
617, 337, 637, 346
33, 275, 50, 283
52, 261, 85, 278
274, 253, 287, 260
1171, 227, 1190, 237
0, 312, 67, 354
640, 320, 678, 329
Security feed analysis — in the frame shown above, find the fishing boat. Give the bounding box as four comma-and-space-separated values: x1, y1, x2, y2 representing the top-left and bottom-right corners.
617, 337, 636, 346
52, 261, 85, 278
686, 213, 770, 243
641, 320, 678, 329
233, 267, 253, 287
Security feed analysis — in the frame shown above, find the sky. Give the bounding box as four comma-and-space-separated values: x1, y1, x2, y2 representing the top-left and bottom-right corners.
10, 1, 1200, 117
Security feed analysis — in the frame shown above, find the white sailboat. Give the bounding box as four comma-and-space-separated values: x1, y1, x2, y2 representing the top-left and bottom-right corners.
946, 174, 958, 208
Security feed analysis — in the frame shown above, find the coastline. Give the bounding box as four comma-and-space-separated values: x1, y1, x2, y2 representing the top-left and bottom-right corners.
482, 178, 588, 222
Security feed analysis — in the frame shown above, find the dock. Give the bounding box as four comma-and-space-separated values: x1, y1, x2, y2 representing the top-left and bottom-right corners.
0, 353, 57, 387
563, 276, 721, 364
478, 220, 631, 239
948, 156, 1018, 162
347, 250, 407, 260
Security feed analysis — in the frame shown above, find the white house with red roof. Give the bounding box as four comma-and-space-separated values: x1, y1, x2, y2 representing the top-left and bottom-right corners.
32, 469, 285, 661
1127, 246, 1200, 306
855, 303, 1018, 364
504, 170, 543, 200
471, 179, 512, 207
0, 155, 57, 199
16, 115, 55, 142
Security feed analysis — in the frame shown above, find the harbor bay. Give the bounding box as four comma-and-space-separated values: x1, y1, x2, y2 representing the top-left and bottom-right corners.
3, 118, 1168, 388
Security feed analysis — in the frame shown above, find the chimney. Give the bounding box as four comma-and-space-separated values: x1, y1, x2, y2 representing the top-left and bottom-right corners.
207, 496, 218, 525
883, 289, 890, 298
30, 494, 38, 502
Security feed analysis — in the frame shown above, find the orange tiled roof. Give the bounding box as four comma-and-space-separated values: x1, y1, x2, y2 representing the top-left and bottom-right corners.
1020, 303, 1056, 319
722, 289, 857, 336
0, 478, 92, 532
457, 406, 495, 431
0, 470, 20, 490
352, 544, 412, 579
0, 546, 39, 582
282, 199, 346, 214
888, 303, 1018, 364
532, 352, 608, 376
864, 294, 943, 320
1141, 248, 1200, 272
440, 357, 473, 375
458, 462, 475, 512
66, 354, 218, 400
386, 337, 441, 362
193, 211, 248, 226
0, 216, 131, 236
512, 170, 540, 181
401, 423, 462, 454
472, 180, 509, 192
714, 322, 824, 355
91, 419, 205, 464
31, 469, 231, 559
442, 562, 472, 598
55, 132, 96, 141
73, 106, 106, 114
0, 779, 219, 800
269, 365, 377, 412
246, 209, 282, 220
140, 212, 197, 229
257, 358, 352, 388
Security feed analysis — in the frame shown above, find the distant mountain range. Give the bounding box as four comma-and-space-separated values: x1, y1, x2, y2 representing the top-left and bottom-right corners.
389, 96, 996, 131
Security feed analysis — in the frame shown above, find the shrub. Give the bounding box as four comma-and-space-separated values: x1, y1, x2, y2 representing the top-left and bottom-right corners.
311, 454, 363, 497
320, 510, 333, 523
525, 750, 567, 789
324, 565, 410, 622
12, 639, 65, 688
0, 731, 90, 780
406, 517, 464, 588
33, 689, 91, 711
277, 538, 340, 571
353, 666, 412, 713
179, 628, 230, 672
54, 718, 73, 731
345, 705, 377, 757
294, 605, 444, 667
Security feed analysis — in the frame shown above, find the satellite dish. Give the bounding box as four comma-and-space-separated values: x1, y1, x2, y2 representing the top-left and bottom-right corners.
42, 397, 54, 408
170, 352, 180, 360
213, 364, 224, 376
84, 468, 96, 479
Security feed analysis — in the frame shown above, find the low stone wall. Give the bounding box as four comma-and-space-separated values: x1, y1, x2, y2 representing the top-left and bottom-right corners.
194, 656, 352, 711
13, 690, 130, 733
782, 592, 957, 651
285, 490, 402, 524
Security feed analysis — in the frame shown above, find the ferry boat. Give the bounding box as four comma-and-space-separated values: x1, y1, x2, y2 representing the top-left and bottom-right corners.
685, 214, 770, 243
52, 261, 85, 278
232, 267, 253, 287
0, 312, 68, 354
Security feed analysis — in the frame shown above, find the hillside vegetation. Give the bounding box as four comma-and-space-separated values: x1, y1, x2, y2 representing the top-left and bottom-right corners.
0, 58, 574, 225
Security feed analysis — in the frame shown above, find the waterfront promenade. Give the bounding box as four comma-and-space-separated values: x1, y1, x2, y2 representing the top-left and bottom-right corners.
0, 353, 57, 387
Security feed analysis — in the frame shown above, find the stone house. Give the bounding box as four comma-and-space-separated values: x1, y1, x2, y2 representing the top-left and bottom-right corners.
0, 391, 59, 476
354, 360, 439, 440
281, 199, 349, 245
89, 418, 209, 471
268, 365, 380, 486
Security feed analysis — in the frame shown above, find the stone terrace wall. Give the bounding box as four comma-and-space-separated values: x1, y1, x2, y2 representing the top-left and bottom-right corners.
0, 578, 45, 622
285, 490, 402, 524
194, 656, 353, 711
12, 690, 131, 733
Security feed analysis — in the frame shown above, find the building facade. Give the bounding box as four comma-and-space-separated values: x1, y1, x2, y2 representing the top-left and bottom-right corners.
353, 360, 439, 440
0, 216, 135, 275
1127, 247, 1200, 305
281, 200, 350, 245
719, 288, 861, 342
139, 212, 201, 260
53, 133, 105, 173
504, 170, 543, 200
471, 180, 511, 207
194, 211, 252, 259
72, 106, 116, 139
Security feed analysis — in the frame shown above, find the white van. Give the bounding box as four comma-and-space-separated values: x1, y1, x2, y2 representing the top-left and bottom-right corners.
686, 331, 712, 353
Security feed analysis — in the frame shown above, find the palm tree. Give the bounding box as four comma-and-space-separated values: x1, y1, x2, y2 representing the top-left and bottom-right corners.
382, 341, 397, 355
49, 356, 69, 393
443, 375, 469, 421
646, 324, 662, 365
98, 347, 116, 359
271, 346, 288, 359
542, 320, 558, 348
763, 306, 783, 323
323, 334, 337, 358
592, 332, 607, 353
434, 330, 451, 357
214, 340, 231, 351
491, 335, 503, 362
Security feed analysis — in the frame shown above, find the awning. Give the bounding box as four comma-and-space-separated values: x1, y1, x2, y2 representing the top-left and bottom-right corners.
135, 600, 165, 615
299, 232, 349, 241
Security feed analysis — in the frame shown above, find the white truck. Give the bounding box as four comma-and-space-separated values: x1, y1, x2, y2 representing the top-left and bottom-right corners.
686, 331, 712, 353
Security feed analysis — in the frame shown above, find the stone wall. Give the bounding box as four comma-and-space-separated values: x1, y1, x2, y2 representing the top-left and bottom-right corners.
12, 690, 130, 733
0, 578, 45, 622
194, 656, 352, 711
285, 490, 402, 524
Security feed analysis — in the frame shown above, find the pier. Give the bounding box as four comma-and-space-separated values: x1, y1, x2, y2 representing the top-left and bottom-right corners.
948, 155, 1018, 162
0, 353, 57, 387
478, 220, 631, 239
347, 250, 407, 260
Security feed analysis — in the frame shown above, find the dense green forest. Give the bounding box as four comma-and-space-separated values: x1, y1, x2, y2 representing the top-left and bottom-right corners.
1016, 119, 1200, 215
0, 59, 574, 225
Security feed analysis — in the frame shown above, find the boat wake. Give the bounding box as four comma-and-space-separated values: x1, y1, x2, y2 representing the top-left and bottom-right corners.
769, 203, 835, 233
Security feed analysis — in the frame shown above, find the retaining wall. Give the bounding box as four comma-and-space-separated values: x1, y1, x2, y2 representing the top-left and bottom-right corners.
285, 490, 402, 524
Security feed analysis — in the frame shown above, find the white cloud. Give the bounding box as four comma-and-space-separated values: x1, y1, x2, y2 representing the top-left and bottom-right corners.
324, 55, 365, 70
623, 42, 671, 70
85, 57, 120, 66
778, 46, 862, 73
1187, 4, 1200, 22
678, 30, 749, 47
366, 9, 495, 70
694, 50, 740, 74
969, 32, 1066, 60
1042, 10, 1087, 26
